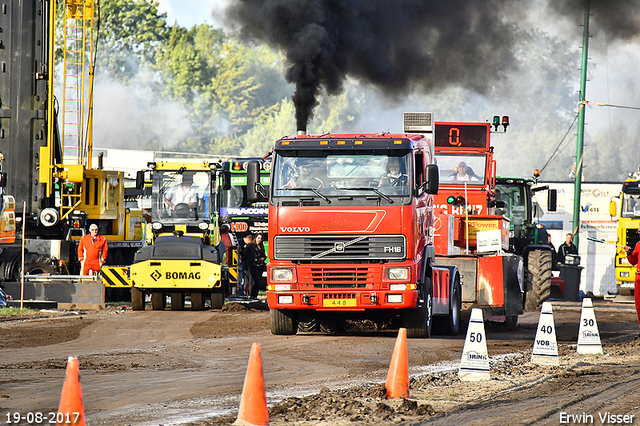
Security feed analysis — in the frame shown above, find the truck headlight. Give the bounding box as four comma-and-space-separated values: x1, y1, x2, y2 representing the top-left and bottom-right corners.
152, 222, 163, 230
384, 267, 410, 281
198, 222, 209, 230
389, 284, 407, 291
621, 272, 630, 277
278, 295, 294, 304
387, 294, 403, 303
271, 268, 295, 282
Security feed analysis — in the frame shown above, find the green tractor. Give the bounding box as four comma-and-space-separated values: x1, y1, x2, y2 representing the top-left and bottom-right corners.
493, 175, 557, 311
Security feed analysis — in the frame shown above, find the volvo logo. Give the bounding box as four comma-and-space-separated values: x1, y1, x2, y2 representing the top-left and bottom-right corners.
280, 226, 311, 233
334, 242, 345, 252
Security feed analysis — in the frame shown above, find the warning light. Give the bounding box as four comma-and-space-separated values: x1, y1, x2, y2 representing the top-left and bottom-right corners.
233, 162, 242, 171
502, 116, 510, 131
447, 195, 466, 206
533, 169, 541, 179
492, 116, 500, 132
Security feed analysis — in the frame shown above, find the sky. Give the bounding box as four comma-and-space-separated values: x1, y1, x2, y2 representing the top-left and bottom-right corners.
154, 0, 640, 135
144, 0, 640, 182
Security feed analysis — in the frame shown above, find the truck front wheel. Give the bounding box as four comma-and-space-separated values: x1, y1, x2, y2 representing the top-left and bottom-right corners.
404, 278, 433, 338
270, 309, 299, 335
525, 250, 552, 311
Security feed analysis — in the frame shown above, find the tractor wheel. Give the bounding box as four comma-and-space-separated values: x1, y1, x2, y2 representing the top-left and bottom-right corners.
525, 249, 553, 311
191, 292, 205, 311
151, 292, 165, 310
319, 318, 345, 334
298, 313, 320, 333
210, 291, 224, 310
21, 253, 57, 278
270, 309, 299, 335
170, 292, 184, 311
131, 287, 145, 311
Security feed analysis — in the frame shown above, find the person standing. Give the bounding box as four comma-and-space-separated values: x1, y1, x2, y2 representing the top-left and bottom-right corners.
78, 224, 108, 275
625, 230, 640, 325
250, 234, 267, 299
547, 234, 559, 270
557, 233, 578, 264
240, 234, 257, 296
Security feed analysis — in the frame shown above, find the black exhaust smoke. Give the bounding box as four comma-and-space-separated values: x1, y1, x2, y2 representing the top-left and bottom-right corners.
226, 0, 640, 132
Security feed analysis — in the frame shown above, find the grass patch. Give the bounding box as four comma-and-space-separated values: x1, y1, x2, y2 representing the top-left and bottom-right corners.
0, 307, 39, 316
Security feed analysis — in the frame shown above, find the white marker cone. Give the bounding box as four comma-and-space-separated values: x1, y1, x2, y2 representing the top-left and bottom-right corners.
458, 308, 490, 381
577, 298, 603, 354
531, 302, 560, 366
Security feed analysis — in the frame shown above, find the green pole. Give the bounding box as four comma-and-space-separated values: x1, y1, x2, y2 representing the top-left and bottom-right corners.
572, 0, 590, 247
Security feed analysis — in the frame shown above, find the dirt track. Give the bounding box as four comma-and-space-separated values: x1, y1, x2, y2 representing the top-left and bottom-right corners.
0, 300, 639, 425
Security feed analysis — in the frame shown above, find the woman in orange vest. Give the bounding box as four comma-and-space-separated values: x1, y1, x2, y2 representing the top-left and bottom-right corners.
78, 224, 108, 275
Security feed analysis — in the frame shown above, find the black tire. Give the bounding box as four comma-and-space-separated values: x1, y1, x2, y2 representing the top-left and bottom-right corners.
270, 309, 299, 335
191, 292, 205, 311
151, 292, 165, 310
438, 277, 461, 335
21, 253, 57, 278
298, 314, 320, 333
404, 278, 433, 338
319, 318, 344, 334
131, 287, 145, 311
504, 315, 518, 330
170, 292, 184, 310
525, 250, 552, 311
210, 291, 224, 310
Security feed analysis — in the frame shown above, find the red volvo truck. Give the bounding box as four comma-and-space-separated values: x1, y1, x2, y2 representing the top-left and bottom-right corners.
247, 113, 462, 338
432, 119, 524, 327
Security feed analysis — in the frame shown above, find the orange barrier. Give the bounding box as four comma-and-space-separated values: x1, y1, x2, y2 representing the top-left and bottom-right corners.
385, 328, 409, 398
235, 343, 269, 425
57, 356, 86, 426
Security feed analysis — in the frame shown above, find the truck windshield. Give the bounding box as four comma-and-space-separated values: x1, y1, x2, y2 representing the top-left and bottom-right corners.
493, 183, 529, 230
219, 174, 269, 216
436, 154, 486, 185
271, 153, 412, 197
151, 170, 213, 223
621, 194, 640, 218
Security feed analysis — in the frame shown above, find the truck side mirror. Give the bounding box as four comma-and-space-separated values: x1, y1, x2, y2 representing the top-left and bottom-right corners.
609, 199, 618, 218
247, 161, 265, 203
547, 189, 557, 212
135, 170, 144, 190
425, 164, 439, 195
220, 170, 231, 191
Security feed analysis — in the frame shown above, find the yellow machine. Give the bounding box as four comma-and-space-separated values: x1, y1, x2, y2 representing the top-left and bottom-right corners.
609, 169, 640, 301
128, 161, 228, 310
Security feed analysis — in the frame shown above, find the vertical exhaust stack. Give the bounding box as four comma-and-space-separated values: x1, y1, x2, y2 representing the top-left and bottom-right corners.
297, 129, 306, 136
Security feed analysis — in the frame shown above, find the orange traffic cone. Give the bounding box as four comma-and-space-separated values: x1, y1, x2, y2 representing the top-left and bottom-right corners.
57, 356, 86, 426
385, 328, 409, 399
234, 343, 269, 425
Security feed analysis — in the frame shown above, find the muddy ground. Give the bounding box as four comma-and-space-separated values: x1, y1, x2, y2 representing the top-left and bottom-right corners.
1, 300, 639, 425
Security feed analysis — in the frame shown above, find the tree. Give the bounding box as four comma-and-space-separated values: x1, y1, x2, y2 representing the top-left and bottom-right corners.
96, 0, 169, 82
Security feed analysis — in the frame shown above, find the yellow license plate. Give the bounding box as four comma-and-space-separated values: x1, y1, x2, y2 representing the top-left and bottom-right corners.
322, 298, 357, 308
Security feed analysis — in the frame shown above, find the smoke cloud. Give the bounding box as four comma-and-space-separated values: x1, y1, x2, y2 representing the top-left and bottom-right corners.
226, 0, 640, 132
548, 0, 640, 41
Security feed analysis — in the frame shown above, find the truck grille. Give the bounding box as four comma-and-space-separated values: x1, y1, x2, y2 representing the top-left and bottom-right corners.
274, 235, 405, 260
297, 265, 380, 288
